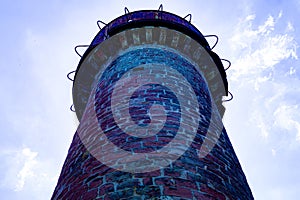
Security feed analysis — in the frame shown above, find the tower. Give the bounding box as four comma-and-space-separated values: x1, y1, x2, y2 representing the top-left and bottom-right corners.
53, 6, 253, 199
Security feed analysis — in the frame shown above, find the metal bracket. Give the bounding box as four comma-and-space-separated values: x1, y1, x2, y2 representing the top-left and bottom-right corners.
97, 20, 108, 30
74, 45, 89, 57
70, 104, 75, 112
204, 35, 219, 50
124, 7, 131, 22
221, 59, 231, 71
223, 91, 233, 102
158, 4, 163, 11
67, 70, 76, 81
184, 14, 192, 23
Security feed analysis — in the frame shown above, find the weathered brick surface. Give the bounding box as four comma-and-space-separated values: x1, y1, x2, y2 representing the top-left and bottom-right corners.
52, 30, 253, 199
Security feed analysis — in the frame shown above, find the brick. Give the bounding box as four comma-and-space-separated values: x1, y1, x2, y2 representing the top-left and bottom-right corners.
164, 186, 193, 199
200, 184, 226, 200
52, 24, 253, 200
99, 183, 115, 196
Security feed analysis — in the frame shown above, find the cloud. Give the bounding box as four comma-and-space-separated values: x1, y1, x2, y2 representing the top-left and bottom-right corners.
229, 11, 297, 81
1, 147, 42, 191
0, 147, 58, 199
254, 110, 271, 139
227, 11, 300, 146
15, 148, 38, 191
273, 104, 300, 141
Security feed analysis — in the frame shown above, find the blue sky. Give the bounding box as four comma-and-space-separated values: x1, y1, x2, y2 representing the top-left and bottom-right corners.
0, 0, 299, 199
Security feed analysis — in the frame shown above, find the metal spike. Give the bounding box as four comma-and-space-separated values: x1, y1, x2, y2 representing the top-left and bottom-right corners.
74, 45, 89, 57
223, 91, 233, 102
204, 35, 219, 50
70, 104, 75, 112
124, 7, 131, 22
67, 70, 76, 81
124, 7, 130, 14
184, 14, 192, 23
221, 59, 231, 71
97, 20, 108, 30
158, 4, 163, 11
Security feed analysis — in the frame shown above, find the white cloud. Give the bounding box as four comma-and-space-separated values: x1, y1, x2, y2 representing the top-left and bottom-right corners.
0, 147, 58, 198
257, 116, 270, 139
229, 12, 297, 81
288, 66, 296, 75
273, 104, 300, 141
286, 22, 294, 31
254, 73, 272, 91
227, 11, 300, 145
15, 148, 38, 191
248, 79, 300, 145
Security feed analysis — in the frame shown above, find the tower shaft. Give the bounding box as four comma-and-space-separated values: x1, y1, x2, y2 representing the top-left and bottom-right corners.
52, 9, 253, 200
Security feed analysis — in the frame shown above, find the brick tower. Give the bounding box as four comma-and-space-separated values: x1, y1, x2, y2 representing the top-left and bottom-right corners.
52, 6, 253, 200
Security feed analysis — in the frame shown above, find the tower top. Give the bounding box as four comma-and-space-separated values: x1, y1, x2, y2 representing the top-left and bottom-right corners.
72, 6, 229, 121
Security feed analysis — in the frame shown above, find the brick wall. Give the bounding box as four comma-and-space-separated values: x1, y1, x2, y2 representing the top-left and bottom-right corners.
52, 44, 253, 200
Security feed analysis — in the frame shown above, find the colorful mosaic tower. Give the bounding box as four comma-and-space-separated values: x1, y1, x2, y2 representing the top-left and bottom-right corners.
52, 7, 253, 200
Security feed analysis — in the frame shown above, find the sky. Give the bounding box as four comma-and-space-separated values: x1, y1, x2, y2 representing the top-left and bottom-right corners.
0, 0, 299, 199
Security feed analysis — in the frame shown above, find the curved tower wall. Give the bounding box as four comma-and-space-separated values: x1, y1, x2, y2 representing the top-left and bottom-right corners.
52, 9, 253, 200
